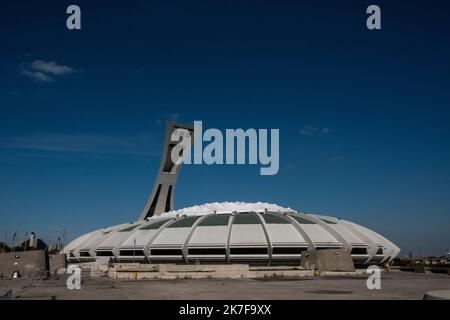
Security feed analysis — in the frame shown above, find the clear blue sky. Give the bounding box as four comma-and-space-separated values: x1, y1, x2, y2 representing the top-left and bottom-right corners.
1, 0, 449, 256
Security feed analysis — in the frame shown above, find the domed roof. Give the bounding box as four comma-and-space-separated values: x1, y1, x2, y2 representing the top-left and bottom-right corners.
159, 201, 294, 217
63, 201, 400, 266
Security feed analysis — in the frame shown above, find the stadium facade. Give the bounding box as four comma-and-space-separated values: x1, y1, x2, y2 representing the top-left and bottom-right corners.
63, 123, 400, 266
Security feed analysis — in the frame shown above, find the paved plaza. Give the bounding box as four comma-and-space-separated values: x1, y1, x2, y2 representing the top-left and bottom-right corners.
1, 271, 449, 300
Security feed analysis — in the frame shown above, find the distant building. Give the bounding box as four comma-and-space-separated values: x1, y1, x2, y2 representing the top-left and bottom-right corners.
15, 233, 48, 252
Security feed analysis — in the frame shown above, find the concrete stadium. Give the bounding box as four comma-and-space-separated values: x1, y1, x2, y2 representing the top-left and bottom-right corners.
63, 123, 400, 266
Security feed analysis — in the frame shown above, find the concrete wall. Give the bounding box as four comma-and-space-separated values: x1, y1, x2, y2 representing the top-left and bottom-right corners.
301, 249, 355, 272
49, 254, 67, 274
110, 263, 313, 280
0, 251, 48, 278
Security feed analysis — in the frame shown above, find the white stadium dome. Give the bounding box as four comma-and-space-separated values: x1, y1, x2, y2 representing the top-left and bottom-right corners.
63, 124, 400, 266
63, 202, 400, 266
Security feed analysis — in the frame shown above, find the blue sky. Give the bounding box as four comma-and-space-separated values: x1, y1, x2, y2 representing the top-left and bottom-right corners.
1, 0, 449, 256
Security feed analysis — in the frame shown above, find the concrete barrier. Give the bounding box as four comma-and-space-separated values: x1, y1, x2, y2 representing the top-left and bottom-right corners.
73, 262, 360, 280
413, 267, 427, 273
108, 263, 312, 280
423, 290, 450, 300
49, 254, 67, 275
112, 263, 249, 273
301, 249, 355, 272
0, 251, 48, 278
112, 269, 315, 280
90, 264, 110, 278
0, 288, 12, 300
157, 264, 249, 273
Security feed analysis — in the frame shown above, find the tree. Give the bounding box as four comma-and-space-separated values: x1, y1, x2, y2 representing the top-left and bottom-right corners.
0, 241, 11, 253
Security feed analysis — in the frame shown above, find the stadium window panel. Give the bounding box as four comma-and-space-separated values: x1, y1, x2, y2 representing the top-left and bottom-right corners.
119, 224, 142, 232
119, 250, 145, 256
233, 213, 260, 224
151, 249, 183, 256
351, 247, 368, 255
289, 215, 316, 224
140, 219, 171, 230
188, 248, 226, 255
230, 247, 268, 255
198, 214, 230, 226
272, 247, 307, 255
319, 218, 338, 224
96, 251, 114, 257
167, 216, 200, 228
262, 214, 289, 224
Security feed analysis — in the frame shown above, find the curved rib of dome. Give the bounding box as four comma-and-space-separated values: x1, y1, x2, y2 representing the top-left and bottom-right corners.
63, 202, 400, 266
